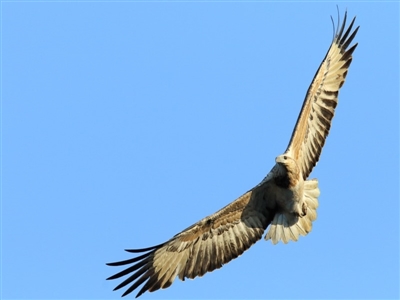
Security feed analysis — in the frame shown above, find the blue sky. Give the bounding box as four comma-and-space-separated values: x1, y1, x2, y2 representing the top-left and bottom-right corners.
2, 2, 399, 299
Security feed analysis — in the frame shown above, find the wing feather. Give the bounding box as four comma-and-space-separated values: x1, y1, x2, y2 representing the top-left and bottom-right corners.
107, 182, 274, 298
285, 12, 359, 179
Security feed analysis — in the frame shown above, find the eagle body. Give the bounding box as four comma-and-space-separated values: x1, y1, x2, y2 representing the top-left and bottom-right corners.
272, 154, 305, 215
107, 11, 359, 298
262, 155, 319, 245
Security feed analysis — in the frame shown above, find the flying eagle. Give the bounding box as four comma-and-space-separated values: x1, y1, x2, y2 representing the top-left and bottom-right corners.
107, 11, 359, 298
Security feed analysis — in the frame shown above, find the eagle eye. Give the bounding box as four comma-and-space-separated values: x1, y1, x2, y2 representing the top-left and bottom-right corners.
283, 155, 287, 160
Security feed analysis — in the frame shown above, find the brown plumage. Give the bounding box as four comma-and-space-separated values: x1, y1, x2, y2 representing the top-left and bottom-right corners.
107, 11, 359, 298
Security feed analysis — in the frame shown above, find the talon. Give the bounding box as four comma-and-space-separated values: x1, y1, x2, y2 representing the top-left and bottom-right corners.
301, 202, 307, 217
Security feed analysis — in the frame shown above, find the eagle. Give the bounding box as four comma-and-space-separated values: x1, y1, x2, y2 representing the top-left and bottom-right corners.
107, 11, 359, 298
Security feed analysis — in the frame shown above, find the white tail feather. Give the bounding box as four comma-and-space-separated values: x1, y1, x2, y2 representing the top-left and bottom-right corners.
265, 179, 320, 244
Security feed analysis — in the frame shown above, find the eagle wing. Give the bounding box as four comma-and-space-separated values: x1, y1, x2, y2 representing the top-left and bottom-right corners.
107, 181, 273, 298
285, 12, 359, 179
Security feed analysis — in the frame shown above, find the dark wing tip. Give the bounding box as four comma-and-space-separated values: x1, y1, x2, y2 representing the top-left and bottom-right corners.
342, 25, 359, 51
334, 10, 359, 53
336, 10, 348, 39
125, 242, 165, 253
107, 244, 165, 297
107, 250, 154, 267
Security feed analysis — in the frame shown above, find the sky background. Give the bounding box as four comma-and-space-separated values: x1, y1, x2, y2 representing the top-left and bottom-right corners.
2, 2, 399, 299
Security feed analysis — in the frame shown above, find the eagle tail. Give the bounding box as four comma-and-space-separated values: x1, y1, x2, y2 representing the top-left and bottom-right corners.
264, 179, 320, 244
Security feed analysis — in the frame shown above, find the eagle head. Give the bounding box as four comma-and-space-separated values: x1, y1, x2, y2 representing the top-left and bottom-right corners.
275, 154, 300, 179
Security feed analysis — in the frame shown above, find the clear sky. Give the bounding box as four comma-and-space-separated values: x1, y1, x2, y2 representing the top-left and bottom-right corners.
2, 2, 399, 299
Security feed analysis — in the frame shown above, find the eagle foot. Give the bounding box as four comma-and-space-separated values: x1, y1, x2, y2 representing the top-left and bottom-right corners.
295, 202, 308, 218
300, 202, 307, 217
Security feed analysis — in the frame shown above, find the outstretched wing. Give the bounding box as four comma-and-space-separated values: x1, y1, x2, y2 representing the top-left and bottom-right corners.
107, 182, 273, 298
285, 12, 359, 179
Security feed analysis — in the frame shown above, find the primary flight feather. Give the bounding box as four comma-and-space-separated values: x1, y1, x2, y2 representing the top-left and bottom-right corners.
107, 11, 359, 298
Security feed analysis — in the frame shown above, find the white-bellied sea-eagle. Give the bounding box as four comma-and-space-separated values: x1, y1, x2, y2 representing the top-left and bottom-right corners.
107, 11, 359, 298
